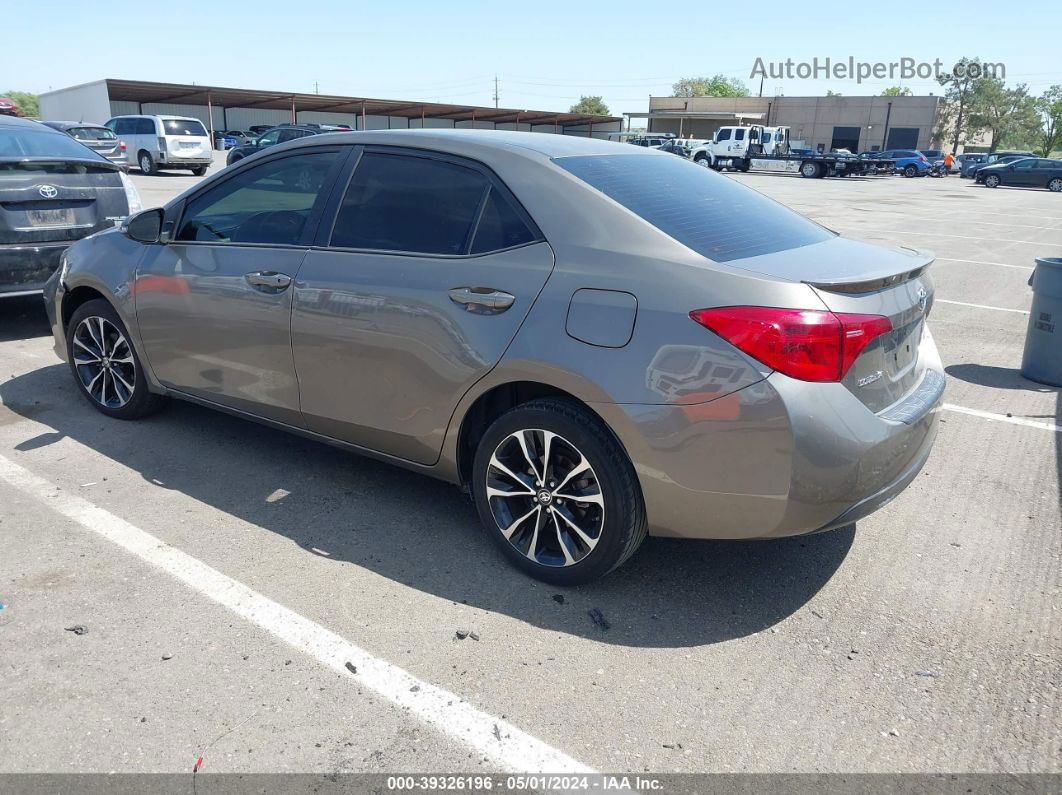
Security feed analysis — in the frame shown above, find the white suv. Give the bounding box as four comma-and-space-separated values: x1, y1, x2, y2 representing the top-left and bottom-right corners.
104, 115, 212, 176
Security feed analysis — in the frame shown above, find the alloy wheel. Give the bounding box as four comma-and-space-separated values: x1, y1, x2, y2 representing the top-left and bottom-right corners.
72, 316, 136, 409
1049, 178, 1062, 193
485, 429, 604, 567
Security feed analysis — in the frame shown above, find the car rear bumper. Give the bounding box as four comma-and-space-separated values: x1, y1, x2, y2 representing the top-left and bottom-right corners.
0, 242, 67, 296
597, 328, 944, 540
158, 153, 212, 166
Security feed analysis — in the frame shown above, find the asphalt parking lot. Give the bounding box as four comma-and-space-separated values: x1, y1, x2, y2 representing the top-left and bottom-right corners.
0, 156, 1059, 777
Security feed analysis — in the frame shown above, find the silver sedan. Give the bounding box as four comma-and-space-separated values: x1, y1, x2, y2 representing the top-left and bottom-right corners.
42, 130, 943, 584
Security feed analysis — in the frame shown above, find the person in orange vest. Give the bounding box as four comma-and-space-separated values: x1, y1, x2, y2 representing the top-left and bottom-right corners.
942, 152, 956, 175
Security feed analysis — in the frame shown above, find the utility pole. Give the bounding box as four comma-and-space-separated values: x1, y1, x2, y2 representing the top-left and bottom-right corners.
758, 74, 764, 97
493, 75, 499, 108
314, 81, 319, 94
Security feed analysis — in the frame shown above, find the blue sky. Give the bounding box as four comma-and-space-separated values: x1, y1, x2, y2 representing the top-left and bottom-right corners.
6, 1, 1060, 116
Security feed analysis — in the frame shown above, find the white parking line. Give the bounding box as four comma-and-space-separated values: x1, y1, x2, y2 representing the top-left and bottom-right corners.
935, 257, 1034, 271
0, 452, 593, 775
935, 299, 1030, 314
835, 227, 1054, 245
942, 404, 1061, 433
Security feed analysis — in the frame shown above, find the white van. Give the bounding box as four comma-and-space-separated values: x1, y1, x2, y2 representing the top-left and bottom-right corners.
104, 115, 212, 176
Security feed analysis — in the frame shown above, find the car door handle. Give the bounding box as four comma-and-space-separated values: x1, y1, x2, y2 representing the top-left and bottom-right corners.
448, 287, 515, 313
245, 271, 292, 290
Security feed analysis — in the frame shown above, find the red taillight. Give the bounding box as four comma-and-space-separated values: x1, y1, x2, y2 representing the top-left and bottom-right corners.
689, 306, 892, 382
119, 140, 127, 151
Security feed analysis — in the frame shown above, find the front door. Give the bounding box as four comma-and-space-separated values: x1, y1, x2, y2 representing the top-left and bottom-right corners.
1008, 158, 1039, 186
291, 148, 554, 464
135, 147, 345, 425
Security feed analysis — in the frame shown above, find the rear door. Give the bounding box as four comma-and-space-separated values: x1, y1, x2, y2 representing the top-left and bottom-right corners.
291, 147, 554, 464
135, 147, 346, 424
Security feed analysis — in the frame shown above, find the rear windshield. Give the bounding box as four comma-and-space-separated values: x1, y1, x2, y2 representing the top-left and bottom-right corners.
163, 119, 208, 136
0, 128, 108, 161
70, 126, 116, 141
555, 154, 833, 262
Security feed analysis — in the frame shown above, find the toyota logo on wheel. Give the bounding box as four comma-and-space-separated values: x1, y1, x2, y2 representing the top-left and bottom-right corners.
38, 185, 58, 199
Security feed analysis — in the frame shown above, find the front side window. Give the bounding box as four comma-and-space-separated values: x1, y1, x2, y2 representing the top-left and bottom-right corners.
257, 130, 282, 147
555, 154, 832, 262
1014, 159, 1036, 169
716, 129, 732, 142
330, 152, 489, 255
176, 151, 338, 245
164, 118, 208, 137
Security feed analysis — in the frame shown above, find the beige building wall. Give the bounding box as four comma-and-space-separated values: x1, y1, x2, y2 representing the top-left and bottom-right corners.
645, 95, 942, 152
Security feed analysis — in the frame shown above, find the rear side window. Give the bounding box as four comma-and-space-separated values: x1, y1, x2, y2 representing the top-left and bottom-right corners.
470, 187, 537, 254
163, 118, 207, 136
176, 151, 338, 245
331, 152, 488, 255
135, 118, 155, 134
734, 129, 746, 141
555, 154, 833, 262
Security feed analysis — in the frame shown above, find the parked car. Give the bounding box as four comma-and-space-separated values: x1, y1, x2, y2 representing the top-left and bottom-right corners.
0, 116, 142, 297
954, 153, 986, 175
224, 130, 254, 146
919, 149, 944, 162
961, 151, 1037, 179
104, 115, 213, 176
248, 125, 273, 135
225, 124, 348, 164
879, 150, 931, 177
627, 135, 675, 149
43, 130, 943, 584
657, 139, 705, 158
41, 121, 129, 169
0, 97, 19, 116
976, 158, 1062, 191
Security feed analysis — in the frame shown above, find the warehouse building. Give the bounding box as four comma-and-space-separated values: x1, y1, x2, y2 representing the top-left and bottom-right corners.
38, 78, 621, 139
628, 94, 942, 152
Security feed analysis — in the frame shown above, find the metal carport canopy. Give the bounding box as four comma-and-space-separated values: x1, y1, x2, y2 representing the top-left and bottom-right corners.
103, 78, 620, 128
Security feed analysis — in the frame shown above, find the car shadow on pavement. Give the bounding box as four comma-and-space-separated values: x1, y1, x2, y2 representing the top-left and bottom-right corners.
0, 296, 51, 343
0, 364, 854, 649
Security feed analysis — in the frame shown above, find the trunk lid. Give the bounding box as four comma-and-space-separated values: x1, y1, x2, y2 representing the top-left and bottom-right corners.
0, 158, 127, 245
730, 237, 934, 412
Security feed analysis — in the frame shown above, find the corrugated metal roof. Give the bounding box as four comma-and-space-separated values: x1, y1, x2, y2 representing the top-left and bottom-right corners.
102, 79, 619, 128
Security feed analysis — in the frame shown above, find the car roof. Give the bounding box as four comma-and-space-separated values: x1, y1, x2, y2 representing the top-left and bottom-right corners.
42, 120, 108, 130
0, 116, 65, 132
287, 128, 651, 160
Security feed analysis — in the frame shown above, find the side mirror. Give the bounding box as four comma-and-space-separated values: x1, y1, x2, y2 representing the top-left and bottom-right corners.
121, 208, 164, 243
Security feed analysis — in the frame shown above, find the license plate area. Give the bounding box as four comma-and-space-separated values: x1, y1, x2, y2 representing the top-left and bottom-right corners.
882, 317, 923, 377
178, 141, 199, 148
28, 207, 76, 227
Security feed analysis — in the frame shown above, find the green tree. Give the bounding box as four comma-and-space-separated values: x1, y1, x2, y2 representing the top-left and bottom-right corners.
968, 79, 1040, 152
5, 90, 39, 118
881, 86, 912, 96
569, 95, 610, 115
936, 57, 984, 152
1035, 85, 1062, 156
671, 75, 749, 98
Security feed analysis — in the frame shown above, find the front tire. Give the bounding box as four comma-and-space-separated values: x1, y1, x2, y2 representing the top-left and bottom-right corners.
66, 299, 165, 420
903, 164, 918, 178
984, 174, 1001, 188
472, 399, 647, 585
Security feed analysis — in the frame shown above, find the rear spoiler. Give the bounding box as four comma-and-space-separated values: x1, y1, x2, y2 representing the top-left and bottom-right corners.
806, 248, 934, 294
0, 156, 121, 171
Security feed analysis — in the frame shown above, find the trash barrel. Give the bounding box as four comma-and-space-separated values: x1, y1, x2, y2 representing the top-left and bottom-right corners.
1020, 256, 1062, 387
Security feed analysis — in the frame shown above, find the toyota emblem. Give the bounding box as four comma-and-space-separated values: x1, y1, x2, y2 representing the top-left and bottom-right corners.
38, 185, 58, 199
916, 285, 929, 312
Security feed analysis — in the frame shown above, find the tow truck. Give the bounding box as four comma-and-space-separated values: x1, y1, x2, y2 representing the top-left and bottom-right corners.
689, 125, 894, 178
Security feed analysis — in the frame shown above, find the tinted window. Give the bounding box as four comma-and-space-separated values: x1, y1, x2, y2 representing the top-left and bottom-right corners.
1014, 159, 1036, 169
278, 128, 304, 142
135, 118, 156, 135
555, 154, 832, 262
470, 187, 537, 254
1036, 159, 1061, 169
176, 151, 338, 245
70, 126, 117, 141
114, 119, 134, 135
163, 118, 207, 136
0, 128, 108, 161
331, 152, 489, 255
257, 130, 281, 146
734, 129, 746, 140
716, 129, 731, 141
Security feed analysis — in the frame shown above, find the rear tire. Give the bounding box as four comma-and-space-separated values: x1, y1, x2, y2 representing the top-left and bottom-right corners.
471, 399, 647, 585
66, 299, 165, 420
1048, 177, 1062, 193
138, 151, 156, 175
800, 161, 819, 178
190, 166, 207, 177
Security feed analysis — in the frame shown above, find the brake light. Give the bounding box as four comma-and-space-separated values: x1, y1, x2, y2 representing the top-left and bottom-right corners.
119, 140, 127, 152
689, 306, 892, 382
158, 136, 167, 151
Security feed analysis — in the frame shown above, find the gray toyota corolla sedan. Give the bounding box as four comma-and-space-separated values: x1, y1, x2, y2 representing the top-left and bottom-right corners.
43, 130, 943, 584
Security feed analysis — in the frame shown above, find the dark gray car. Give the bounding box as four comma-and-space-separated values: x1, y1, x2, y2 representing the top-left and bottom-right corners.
42, 130, 943, 583
1, 116, 141, 297
41, 121, 129, 169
